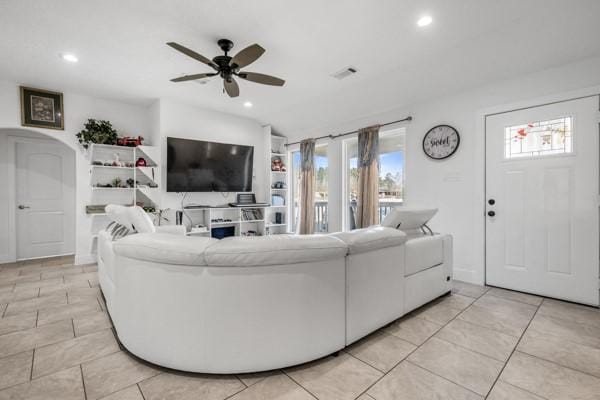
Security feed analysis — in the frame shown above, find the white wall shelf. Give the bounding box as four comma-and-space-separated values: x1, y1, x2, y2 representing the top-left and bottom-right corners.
265, 133, 290, 235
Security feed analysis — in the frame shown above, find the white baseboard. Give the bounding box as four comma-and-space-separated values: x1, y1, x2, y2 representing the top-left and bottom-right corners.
453, 267, 483, 285
0, 255, 17, 265
75, 253, 97, 266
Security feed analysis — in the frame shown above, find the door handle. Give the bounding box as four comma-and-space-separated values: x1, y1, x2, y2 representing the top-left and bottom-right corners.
487, 210, 496, 217
18, 205, 30, 210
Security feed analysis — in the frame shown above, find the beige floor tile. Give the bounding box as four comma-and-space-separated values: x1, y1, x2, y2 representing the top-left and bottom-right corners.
368, 361, 482, 400
346, 331, 416, 372
410, 302, 463, 325
0, 320, 73, 358
435, 293, 475, 310
139, 372, 244, 400
0, 366, 84, 400
41, 266, 85, 280
383, 315, 442, 345
0, 274, 41, 286
82, 351, 160, 400
452, 281, 489, 298
37, 300, 101, 326
356, 395, 375, 400
517, 329, 600, 377
4, 294, 67, 317
0, 285, 14, 295
83, 265, 98, 273
501, 351, 600, 400
236, 370, 279, 387
435, 319, 518, 362
67, 287, 102, 304
73, 311, 112, 337
0, 351, 33, 390
229, 373, 313, 400
38, 280, 91, 297
89, 277, 100, 287
538, 299, 600, 330
408, 337, 503, 396
14, 277, 64, 292
0, 312, 37, 336
458, 304, 530, 337
487, 288, 543, 306
99, 385, 144, 400
42, 257, 74, 267
33, 329, 119, 378
0, 304, 5, 316
528, 313, 600, 349
487, 381, 545, 400
0, 287, 39, 304
285, 352, 382, 400
65, 272, 98, 283
475, 294, 538, 316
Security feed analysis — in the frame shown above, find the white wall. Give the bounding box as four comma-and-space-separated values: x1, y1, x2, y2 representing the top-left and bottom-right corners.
286, 56, 600, 284
0, 80, 150, 264
154, 99, 267, 212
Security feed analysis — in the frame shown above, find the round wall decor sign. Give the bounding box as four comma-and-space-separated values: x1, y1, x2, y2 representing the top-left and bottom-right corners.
422, 124, 460, 160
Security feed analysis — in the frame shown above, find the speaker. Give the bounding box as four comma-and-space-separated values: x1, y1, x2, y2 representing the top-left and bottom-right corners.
275, 212, 283, 224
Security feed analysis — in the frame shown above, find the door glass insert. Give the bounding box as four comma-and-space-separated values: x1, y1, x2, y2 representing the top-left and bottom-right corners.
504, 116, 573, 159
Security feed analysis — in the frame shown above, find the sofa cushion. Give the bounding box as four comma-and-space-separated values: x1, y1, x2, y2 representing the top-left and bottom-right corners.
381, 208, 438, 230
105, 204, 134, 231
205, 235, 348, 266
128, 206, 156, 233
330, 227, 406, 254
113, 233, 218, 266
405, 234, 444, 276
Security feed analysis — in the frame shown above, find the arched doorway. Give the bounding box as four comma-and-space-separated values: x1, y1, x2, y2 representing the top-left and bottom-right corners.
0, 128, 76, 262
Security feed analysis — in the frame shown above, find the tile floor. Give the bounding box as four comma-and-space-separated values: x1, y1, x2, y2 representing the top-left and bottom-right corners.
0, 256, 599, 399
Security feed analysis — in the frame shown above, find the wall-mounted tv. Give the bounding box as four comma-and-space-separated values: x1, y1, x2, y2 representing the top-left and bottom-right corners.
167, 137, 254, 192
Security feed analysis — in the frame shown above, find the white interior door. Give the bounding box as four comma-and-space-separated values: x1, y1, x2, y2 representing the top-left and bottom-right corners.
486, 96, 599, 306
16, 139, 75, 260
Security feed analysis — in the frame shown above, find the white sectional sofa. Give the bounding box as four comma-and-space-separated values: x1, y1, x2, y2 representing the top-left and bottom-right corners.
97, 206, 452, 373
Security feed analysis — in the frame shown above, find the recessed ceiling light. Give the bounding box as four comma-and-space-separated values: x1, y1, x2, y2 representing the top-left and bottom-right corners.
243, 101, 253, 108
417, 15, 433, 27
60, 53, 79, 63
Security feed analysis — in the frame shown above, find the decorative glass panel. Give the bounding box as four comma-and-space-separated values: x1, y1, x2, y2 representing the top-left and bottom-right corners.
504, 117, 573, 159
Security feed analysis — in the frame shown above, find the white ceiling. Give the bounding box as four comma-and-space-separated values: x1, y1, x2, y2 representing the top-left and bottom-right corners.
2, 0, 600, 136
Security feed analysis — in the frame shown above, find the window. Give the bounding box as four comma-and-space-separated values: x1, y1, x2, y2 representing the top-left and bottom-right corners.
344, 129, 405, 230
505, 116, 573, 159
291, 145, 329, 233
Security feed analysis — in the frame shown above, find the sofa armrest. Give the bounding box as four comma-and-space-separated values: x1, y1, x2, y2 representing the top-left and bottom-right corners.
155, 225, 187, 235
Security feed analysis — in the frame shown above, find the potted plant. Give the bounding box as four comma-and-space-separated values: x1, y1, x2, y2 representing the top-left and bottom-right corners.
76, 119, 118, 149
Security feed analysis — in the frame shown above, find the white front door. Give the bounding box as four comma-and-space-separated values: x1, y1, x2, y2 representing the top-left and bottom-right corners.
486, 96, 599, 305
15, 138, 75, 260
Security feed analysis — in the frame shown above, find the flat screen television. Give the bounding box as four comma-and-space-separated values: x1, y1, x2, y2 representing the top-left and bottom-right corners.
166, 137, 254, 192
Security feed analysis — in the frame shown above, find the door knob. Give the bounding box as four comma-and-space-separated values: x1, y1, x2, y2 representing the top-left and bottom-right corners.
488, 199, 495, 205
487, 210, 496, 217
18, 205, 30, 210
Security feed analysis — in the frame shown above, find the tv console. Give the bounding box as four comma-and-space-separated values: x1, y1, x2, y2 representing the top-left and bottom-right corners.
183, 205, 289, 237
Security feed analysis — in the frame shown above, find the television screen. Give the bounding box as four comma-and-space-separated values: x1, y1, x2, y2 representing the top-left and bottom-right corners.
166, 137, 254, 192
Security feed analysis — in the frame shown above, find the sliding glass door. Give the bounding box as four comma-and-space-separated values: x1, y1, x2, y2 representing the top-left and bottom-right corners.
344, 128, 405, 230
291, 145, 329, 233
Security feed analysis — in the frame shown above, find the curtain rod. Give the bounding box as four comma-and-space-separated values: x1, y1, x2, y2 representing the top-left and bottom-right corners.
285, 116, 412, 147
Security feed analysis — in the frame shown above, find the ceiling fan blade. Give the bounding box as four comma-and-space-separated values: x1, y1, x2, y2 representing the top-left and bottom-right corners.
223, 78, 240, 97
230, 44, 265, 68
170, 73, 217, 82
166, 42, 219, 70
237, 72, 285, 86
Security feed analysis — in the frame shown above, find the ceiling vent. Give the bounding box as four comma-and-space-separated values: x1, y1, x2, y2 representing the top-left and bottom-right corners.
331, 66, 358, 80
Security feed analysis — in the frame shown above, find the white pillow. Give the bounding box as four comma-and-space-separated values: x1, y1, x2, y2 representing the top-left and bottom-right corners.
105, 205, 134, 231
128, 206, 156, 234
381, 208, 438, 230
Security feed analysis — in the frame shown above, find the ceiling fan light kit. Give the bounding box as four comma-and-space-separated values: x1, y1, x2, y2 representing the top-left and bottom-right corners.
167, 39, 285, 98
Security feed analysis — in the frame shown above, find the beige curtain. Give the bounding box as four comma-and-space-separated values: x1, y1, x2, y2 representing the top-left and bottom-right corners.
356, 125, 380, 228
299, 139, 316, 234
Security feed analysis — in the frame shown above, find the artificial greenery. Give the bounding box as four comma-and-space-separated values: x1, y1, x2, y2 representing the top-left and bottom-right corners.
76, 119, 118, 149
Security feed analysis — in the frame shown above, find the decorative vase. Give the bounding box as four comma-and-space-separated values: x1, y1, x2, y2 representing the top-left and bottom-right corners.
136, 157, 147, 167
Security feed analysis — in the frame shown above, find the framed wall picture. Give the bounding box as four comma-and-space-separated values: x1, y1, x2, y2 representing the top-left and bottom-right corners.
20, 86, 64, 130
